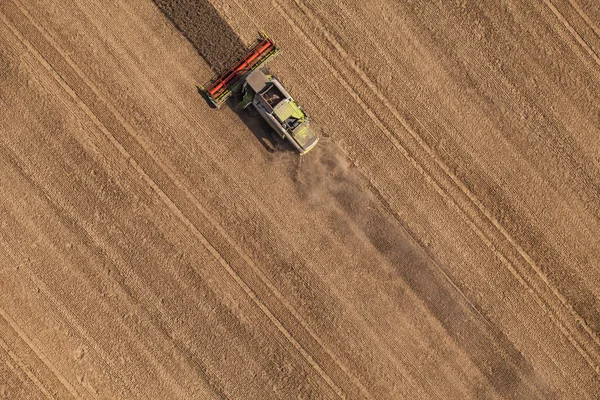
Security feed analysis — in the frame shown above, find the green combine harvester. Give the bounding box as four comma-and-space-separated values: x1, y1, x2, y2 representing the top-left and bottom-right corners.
202, 34, 319, 155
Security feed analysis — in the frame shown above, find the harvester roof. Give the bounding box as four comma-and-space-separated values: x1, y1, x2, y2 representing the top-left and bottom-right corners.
274, 100, 305, 123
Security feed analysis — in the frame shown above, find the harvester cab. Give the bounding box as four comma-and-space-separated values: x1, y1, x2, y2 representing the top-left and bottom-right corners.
201, 34, 319, 155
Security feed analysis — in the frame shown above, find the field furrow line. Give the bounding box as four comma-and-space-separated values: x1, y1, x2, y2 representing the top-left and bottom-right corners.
542, 0, 600, 68
0, 160, 98, 399
324, 0, 600, 257
19, 0, 385, 395
272, 0, 600, 373
2, 1, 354, 396
545, 0, 600, 85
0, 347, 38, 398
0, 311, 62, 400
0, 142, 187, 399
568, 0, 600, 39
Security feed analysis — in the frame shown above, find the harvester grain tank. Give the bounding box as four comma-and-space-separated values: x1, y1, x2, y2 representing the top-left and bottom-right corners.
201, 34, 319, 155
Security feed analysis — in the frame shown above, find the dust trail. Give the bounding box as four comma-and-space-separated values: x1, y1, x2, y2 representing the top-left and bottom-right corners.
150, 1, 553, 395
290, 140, 554, 398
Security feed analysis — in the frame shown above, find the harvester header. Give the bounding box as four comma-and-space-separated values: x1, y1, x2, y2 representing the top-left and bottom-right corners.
203, 34, 279, 108
201, 34, 319, 155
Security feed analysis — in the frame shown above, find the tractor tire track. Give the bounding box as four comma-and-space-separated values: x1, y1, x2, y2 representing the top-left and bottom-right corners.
542, 0, 600, 69
0, 344, 47, 400
1, 0, 358, 397
17, 0, 410, 397
268, 0, 600, 375
0, 302, 70, 400
568, 0, 600, 39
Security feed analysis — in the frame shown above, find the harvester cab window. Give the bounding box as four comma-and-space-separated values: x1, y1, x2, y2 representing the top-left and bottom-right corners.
285, 116, 300, 129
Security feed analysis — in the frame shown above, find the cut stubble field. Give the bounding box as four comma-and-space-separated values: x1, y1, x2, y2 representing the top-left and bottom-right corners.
0, 0, 599, 398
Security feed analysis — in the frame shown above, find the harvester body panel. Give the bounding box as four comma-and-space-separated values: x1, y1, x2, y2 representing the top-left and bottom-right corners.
201, 34, 318, 154
245, 69, 319, 155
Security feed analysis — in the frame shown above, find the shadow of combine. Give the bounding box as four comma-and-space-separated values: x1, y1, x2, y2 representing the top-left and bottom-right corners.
194, 84, 294, 154
195, 86, 217, 109
153, 0, 295, 155
225, 93, 297, 154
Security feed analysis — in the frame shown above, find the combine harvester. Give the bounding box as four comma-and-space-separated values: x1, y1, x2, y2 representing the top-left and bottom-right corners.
202, 34, 319, 155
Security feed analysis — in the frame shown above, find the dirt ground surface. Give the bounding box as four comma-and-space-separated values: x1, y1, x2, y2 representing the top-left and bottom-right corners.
1, 0, 599, 398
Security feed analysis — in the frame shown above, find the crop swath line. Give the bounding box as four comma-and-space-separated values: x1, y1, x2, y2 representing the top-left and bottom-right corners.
568, 0, 600, 39
0, 346, 43, 397
1, 0, 350, 397
542, 0, 600, 68
272, 0, 600, 375
0, 307, 66, 399
0, 140, 187, 399
27, 0, 380, 396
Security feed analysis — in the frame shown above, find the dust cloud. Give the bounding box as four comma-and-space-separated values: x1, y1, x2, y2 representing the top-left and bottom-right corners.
288, 140, 552, 399
149, 0, 555, 394
288, 138, 427, 291
289, 138, 410, 258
